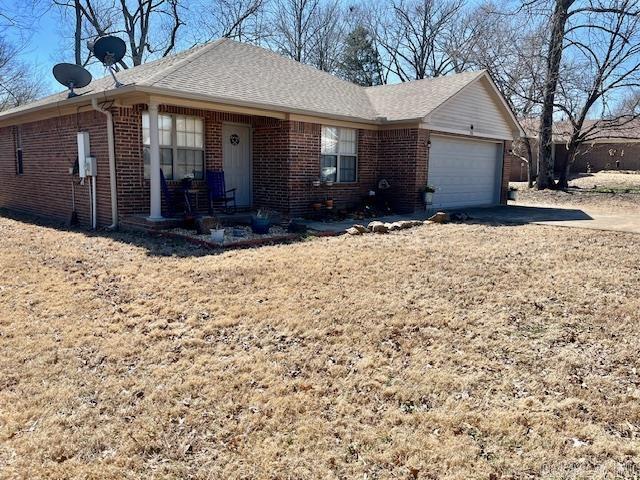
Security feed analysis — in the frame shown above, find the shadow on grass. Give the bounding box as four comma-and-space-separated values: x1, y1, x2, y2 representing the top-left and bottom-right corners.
460, 205, 593, 227
0, 209, 302, 258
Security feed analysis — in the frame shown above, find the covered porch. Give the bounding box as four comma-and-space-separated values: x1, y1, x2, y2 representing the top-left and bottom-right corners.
112, 93, 294, 223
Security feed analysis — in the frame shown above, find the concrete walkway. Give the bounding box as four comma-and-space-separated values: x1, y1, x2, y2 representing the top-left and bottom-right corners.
300, 204, 640, 234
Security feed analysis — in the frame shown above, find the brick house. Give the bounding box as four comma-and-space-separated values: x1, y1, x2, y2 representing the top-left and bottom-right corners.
0, 39, 523, 229
511, 119, 640, 181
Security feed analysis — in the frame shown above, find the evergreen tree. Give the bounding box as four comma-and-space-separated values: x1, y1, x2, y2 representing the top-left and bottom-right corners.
339, 26, 383, 86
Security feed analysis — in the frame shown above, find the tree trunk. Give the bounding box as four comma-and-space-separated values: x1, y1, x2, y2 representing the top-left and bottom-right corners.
556, 144, 576, 190
536, 0, 574, 190
524, 137, 534, 188
74, 0, 82, 66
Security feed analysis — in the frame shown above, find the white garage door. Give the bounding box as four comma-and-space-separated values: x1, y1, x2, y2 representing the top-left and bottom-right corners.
428, 135, 502, 209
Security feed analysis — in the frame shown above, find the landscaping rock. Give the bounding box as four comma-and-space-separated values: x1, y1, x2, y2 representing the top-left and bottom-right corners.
389, 222, 404, 231
195, 216, 220, 234
346, 227, 362, 235
368, 221, 389, 233
352, 224, 370, 233
428, 212, 450, 224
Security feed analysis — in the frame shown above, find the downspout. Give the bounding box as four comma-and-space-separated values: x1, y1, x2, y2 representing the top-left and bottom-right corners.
91, 98, 118, 229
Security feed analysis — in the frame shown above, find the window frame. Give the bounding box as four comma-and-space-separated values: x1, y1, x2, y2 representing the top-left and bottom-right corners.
15, 126, 23, 175
320, 126, 358, 183
142, 112, 205, 181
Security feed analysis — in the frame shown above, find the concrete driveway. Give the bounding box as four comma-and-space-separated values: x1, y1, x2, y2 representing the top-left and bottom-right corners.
301, 203, 640, 235
464, 204, 640, 234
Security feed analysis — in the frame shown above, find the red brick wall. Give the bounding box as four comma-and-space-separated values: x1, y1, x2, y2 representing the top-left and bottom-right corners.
378, 128, 426, 213
1, 106, 513, 225
0, 110, 111, 227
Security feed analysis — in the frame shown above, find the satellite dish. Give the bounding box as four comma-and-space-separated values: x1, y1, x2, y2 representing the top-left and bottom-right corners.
93, 35, 127, 87
93, 36, 126, 66
53, 63, 92, 98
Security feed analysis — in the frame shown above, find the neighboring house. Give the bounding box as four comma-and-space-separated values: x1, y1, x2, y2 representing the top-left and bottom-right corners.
0, 39, 522, 229
511, 119, 640, 182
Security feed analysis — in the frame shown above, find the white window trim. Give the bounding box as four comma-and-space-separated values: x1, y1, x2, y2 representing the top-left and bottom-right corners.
142, 112, 205, 181
321, 126, 358, 183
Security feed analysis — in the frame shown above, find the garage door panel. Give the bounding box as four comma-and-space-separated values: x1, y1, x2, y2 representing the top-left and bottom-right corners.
428, 136, 501, 209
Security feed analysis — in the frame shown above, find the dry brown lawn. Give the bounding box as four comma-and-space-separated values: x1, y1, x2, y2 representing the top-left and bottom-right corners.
1, 213, 639, 479
512, 171, 640, 212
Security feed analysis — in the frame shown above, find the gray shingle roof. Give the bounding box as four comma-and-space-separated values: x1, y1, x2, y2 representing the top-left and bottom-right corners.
1, 38, 487, 123
365, 71, 485, 122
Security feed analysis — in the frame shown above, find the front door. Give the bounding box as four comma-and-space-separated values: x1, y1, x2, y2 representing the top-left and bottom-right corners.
222, 124, 251, 207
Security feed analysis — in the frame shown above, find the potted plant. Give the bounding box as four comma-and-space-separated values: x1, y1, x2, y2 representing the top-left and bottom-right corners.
325, 197, 334, 209
421, 184, 435, 204
508, 186, 518, 201
210, 222, 226, 245
251, 209, 271, 234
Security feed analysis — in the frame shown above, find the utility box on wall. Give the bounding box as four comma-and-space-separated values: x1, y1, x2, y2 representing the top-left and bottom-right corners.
84, 156, 97, 176
77, 132, 91, 178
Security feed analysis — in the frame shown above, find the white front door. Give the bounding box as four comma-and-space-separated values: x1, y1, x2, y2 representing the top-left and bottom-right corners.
222, 124, 252, 207
428, 135, 502, 209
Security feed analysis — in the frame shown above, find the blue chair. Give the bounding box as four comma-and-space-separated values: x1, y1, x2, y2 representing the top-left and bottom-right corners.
206, 170, 236, 214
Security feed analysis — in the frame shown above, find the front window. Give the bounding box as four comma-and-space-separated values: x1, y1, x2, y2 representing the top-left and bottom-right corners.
321, 126, 357, 182
142, 112, 204, 180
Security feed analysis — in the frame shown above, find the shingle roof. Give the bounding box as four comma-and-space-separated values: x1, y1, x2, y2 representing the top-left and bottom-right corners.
365, 71, 485, 122
1, 38, 491, 124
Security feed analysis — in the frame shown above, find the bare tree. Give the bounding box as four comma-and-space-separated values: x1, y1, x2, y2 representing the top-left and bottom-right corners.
53, 0, 185, 68
372, 0, 464, 82
305, 0, 345, 72
0, 37, 43, 110
271, 0, 321, 63
520, 0, 640, 189
195, 0, 267, 43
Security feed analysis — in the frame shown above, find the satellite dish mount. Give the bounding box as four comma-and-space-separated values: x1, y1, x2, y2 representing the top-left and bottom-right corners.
93, 35, 127, 88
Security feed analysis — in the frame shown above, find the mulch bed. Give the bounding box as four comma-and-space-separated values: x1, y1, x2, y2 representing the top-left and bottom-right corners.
161, 225, 301, 249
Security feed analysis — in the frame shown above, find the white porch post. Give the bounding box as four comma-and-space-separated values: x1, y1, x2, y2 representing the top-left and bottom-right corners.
147, 101, 163, 221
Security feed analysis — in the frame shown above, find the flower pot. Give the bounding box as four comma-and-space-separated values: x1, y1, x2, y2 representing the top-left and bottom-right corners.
251, 216, 271, 234
325, 199, 334, 209
210, 228, 225, 244
422, 192, 433, 204
312, 202, 322, 211
325, 180, 334, 187
312, 180, 321, 187
508, 190, 518, 201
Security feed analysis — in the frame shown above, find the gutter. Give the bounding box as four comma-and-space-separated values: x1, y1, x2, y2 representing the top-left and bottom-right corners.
91, 98, 118, 229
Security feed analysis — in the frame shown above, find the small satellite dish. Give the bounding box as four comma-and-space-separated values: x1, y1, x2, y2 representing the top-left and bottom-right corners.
93, 35, 127, 87
53, 63, 92, 98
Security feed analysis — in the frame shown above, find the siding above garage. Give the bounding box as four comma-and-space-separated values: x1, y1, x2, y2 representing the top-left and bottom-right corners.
424, 76, 515, 141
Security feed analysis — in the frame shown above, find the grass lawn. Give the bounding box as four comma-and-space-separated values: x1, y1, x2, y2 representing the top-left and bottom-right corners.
511, 171, 640, 212
1, 208, 639, 479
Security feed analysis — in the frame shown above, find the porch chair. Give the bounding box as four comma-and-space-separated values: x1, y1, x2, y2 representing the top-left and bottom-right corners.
206, 170, 236, 214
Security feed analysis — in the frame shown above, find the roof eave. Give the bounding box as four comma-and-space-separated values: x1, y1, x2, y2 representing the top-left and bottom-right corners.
0, 85, 138, 124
